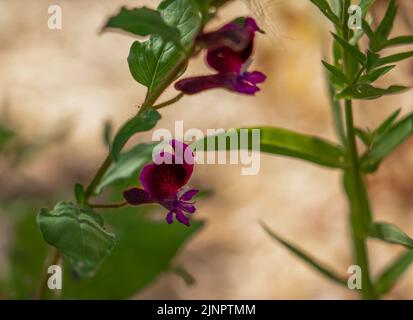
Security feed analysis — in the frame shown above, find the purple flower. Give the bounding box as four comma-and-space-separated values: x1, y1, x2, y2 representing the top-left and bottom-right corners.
123, 140, 198, 227
175, 17, 266, 95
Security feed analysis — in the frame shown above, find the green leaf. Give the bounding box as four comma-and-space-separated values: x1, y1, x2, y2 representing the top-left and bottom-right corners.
74, 183, 86, 206
61, 206, 204, 299
354, 127, 373, 146
103, 7, 181, 46
384, 36, 413, 48
111, 108, 161, 161
374, 250, 413, 295
37, 201, 116, 277
261, 222, 346, 286
369, 222, 413, 248
0, 124, 15, 152
359, 0, 375, 17
192, 127, 347, 169
102, 120, 113, 149
310, 0, 340, 25
322, 60, 351, 86
337, 83, 409, 100
373, 0, 397, 51
359, 65, 395, 83
361, 113, 413, 171
373, 108, 401, 142
329, 0, 341, 16
128, 0, 201, 95
332, 33, 366, 65
375, 51, 413, 68
95, 143, 156, 195
5, 208, 47, 299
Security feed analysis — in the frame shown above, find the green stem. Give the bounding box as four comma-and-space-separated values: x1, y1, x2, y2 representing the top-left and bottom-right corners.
89, 201, 128, 209
344, 100, 376, 299
341, 0, 376, 299
154, 92, 184, 110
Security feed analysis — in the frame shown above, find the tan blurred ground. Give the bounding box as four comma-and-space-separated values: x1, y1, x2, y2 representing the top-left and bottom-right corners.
1, 0, 413, 299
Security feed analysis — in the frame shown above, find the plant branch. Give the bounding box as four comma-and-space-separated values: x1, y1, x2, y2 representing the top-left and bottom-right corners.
89, 201, 128, 209
154, 92, 184, 109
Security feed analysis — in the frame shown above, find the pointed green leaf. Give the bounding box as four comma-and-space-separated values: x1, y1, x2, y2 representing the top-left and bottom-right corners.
310, 0, 340, 25
369, 222, 413, 248
337, 83, 409, 100
373, 108, 401, 142
127, 0, 201, 95
375, 51, 413, 68
374, 0, 397, 50
331, 33, 366, 65
37, 202, 116, 277
384, 36, 413, 48
359, 65, 395, 83
374, 250, 413, 295
192, 127, 347, 169
103, 7, 182, 46
95, 143, 156, 195
322, 60, 351, 86
361, 113, 413, 171
261, 222, 346, 286
111, 108, 161, 161
354, 127, 373, 146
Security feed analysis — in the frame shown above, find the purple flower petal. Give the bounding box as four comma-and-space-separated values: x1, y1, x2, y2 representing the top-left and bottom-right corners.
180, 189, 199, 201
243, 71, 266, 83
123, 188, 152, 205
166, 210, 174, 224
179, 203, 196, 214
175, 209, 190, 226
175, 74, 235, 95
139, 162, 189, 201
196, 23, 251, 52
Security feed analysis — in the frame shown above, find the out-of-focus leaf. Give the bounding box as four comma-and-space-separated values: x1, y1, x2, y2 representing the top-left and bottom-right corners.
369, 222, 413, 248
111, 108, 160, 161
0, 124, 15, 152
103, 7, 182, 46
128, 0, 201, 95
310, 0, 340, 25
103, 121, 113, 149
337, 83, 408, 100
37, 202, 116, 277
322, 60, 351, 87
361, 113, 413, 171
331, 33, 366, 65
170, 265, 196, 286
62, 206, 204, 299
261, 222, 346, 286
192, 127, 347, 169
95, 143, 156, 195
5, 209, 47, 299
374, 250, 413, 295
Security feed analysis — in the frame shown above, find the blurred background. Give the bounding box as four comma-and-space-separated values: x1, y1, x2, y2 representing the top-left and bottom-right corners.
1, 0, 413, 299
